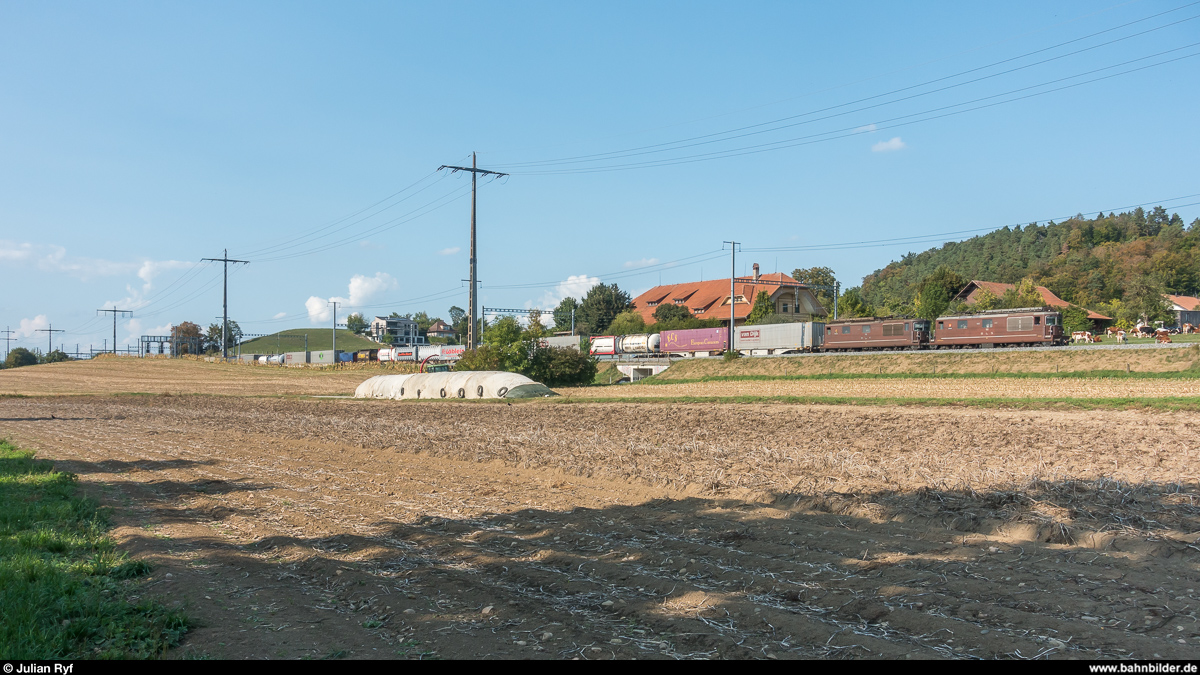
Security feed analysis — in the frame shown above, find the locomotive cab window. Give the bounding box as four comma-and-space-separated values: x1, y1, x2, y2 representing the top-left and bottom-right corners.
904, 323, 910, 331
981, 319, 993, 328
1034, 316, 1041, 325
957, 320, 968, 329
1046, 315, 1059, 326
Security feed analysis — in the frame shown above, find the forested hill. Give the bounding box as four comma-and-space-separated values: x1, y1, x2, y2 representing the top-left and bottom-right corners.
858, 206, 1199, 322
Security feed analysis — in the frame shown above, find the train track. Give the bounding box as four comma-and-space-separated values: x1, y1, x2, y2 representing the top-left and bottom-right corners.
595, 340, 1195, 362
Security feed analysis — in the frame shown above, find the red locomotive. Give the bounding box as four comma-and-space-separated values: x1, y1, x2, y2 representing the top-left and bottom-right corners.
932, 307, 1064, 348
822, 317, 931, 351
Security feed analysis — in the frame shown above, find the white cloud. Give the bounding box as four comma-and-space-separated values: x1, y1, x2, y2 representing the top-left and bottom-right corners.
623, 257, 659, 269
439, 246, 461, 255
855, 123, 878, 133
15, 315, 48, 339
306, 272, 398, 323
273, 312, 287, 319
871, 137, 907, 153
535, 274, 600, 310
306, 296, 332, 323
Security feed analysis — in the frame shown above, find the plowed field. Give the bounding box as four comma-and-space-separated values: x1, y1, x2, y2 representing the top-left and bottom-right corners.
2, 394, 1198, 660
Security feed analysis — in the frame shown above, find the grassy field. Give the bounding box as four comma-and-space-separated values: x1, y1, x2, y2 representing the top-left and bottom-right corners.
0, 440, 187, 658
649, 343, 1200, 380
238, 328, 381, 354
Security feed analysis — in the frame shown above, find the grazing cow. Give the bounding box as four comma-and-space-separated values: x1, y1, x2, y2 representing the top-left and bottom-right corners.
1105, 326, 1121, 337
1138, 325, 1157, 337
1071, 331, 1093, 344
1116, 330, 1126, 344
1184, 323, 1196, 334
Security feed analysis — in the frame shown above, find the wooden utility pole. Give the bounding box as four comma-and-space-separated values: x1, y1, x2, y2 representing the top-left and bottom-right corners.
438, 153, 507, 349
201, 249, 249, 360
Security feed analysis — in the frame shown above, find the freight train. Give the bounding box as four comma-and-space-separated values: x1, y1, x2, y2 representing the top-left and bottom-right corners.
588, 307, 1066, 357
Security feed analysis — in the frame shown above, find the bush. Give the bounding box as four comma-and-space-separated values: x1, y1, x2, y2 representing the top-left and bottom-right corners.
5, 348, 37, 369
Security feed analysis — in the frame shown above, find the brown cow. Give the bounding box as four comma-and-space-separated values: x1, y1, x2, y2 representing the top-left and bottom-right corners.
1156, 331, 1173, 344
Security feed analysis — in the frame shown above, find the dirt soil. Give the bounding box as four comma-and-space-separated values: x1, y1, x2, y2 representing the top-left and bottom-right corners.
2, 395, 1199, 660
560, 377, 1200, 400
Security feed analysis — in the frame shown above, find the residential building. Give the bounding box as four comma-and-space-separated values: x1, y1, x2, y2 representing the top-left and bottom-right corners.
427, 320, 456, 339
1167, 295, 1200, 327
630, 264, 826, 327
369, 316, 426, 345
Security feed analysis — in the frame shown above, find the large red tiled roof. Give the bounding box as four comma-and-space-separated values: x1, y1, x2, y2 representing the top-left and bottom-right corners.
630, 273, 823, 325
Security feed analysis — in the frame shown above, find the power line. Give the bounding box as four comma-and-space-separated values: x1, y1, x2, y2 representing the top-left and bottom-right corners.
437, 153, 508, 350
1, 326, 13, 362
509, 46, 1200, 174
496, 4, 1200, 171
95, 306, 133, 354
35, 326, 65, 354
201, 249, 249, 360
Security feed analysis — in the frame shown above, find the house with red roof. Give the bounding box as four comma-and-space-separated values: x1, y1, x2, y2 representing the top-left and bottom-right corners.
630, 264, 826, 327
1167, 295, 1200, 327
953, 280, 1111, 327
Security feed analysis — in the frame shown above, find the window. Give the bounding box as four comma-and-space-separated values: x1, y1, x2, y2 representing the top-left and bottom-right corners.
862, 325, 872, 334
904, 323, 910, 331
841, 326, 851, 334
937, 321, 944, 329
782, 303, 789, 313
1034, 316, 1041, 325
982, 319, 993, 329
1046, 315, 1059, 326
958, 320, 968, 329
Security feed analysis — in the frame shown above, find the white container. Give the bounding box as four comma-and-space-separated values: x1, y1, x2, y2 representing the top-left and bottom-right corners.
734, 322, 825, 354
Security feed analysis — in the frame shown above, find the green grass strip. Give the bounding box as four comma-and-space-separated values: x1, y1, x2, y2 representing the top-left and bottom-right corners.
641, 368, 1200, 384
0, 440, 187, 659
555, 394, 1200, 412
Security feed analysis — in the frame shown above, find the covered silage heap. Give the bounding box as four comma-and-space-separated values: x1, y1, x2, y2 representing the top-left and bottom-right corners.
354, 371, 558, 400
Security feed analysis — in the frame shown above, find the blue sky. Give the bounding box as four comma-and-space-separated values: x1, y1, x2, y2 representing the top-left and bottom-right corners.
2, 1, 1198, 352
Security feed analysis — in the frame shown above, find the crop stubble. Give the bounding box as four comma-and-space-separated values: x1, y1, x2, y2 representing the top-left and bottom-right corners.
1, 394, 1198, 660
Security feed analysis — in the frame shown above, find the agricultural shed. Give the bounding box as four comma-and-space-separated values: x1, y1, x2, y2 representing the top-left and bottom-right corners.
354, 372, 557, 400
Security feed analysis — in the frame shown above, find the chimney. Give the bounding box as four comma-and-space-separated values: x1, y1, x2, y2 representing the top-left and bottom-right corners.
752, 263, 760, 281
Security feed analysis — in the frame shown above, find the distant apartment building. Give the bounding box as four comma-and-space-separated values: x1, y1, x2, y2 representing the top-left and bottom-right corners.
369, 316, 426, 345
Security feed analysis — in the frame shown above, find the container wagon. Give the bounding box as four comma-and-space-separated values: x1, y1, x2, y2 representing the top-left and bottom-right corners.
932, 307, 1064, 348
660, 327, 728, 356
822, 318, 931, 351
589, 336, 617, 356
734, 322, 824, 355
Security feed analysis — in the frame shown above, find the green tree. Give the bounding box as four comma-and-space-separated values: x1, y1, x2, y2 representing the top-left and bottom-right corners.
973, 288, 999, 311
40, 349, 71, 364
652, 303, 692, 323
915, 284, 949, 320
577, 283, 632, 335
172, 321, 203, 355
345, 313, 369, 335
5, 347, 37, 368
836, 287, 874, 318
552, 297, 580, 333
204, 320, 243, 353
791, 266, 837, 314
607, 310, 647, 335
1061, 304, 1092, 335
744, 290, 774, 325
448, 306, 467, 340
998, 278, 1043, 309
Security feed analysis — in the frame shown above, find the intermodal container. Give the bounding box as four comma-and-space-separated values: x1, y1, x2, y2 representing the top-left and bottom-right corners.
660, 327, 728, 354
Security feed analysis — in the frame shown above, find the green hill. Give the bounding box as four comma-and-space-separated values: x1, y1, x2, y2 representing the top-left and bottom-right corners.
857, 206, 1199, 325
238, 329, 381, 354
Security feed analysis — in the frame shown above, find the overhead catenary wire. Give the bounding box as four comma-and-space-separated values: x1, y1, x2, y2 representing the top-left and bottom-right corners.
495, 4, 1200, 170
507, 46, 1200, 175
